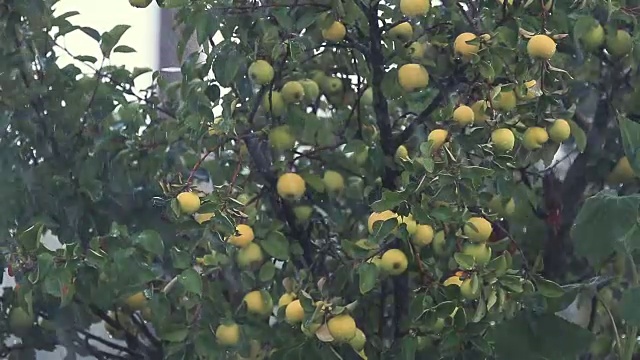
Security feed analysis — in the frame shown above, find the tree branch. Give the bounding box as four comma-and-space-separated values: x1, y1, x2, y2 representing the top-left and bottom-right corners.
366, 0, 409, 344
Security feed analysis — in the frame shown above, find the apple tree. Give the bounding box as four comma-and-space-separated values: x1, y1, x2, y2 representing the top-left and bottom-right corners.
2, 0, 640, 359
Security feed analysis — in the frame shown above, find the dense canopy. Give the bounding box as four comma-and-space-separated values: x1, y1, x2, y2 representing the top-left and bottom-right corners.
1, 0, 640, 359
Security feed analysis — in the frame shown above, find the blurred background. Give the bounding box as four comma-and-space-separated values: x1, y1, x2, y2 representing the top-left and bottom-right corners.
3, 1, 160, 358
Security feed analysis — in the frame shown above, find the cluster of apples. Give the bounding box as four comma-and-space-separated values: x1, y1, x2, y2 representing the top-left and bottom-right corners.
277, 293, 367, 355
366, 208, 496, 300
391, 21, 575, 158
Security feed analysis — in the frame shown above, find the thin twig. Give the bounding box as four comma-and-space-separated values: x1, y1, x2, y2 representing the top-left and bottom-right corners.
162, 275, 180, 294
596, 292, 623, 356
492, 220, 531, 274
226, 153, 244, 196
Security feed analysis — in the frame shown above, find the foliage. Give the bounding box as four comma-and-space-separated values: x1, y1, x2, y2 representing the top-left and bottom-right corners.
1, 0, 640, 359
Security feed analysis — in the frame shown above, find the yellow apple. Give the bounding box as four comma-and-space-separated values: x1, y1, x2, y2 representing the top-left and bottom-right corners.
229, 224, 255, 247
322, 21, 346, 42
327, 314, 357, 342
389, 22, 413, 42
471, 100, 490, 123
177, 192, 201, 214
380, 249, 409, 275
522, 126, 549, 150
216, 322, 240, 346
285, 299, 305, 323
411, 224, 434, 247
277, 173, 306, 200
463, 217, 492, 243
398, 64, 429, 91
548, 119, 571, 143
452, 105, 474, 126
454, 32, 479, 58
243, 291, 273, 316
427, 129, 448, 149
527, 34, 556, 60
367, 210, 398, 233
494, 90, 516, 111
399, 0, 430, 16
408, 41, 426, 60
491, 128, 515, 152
236, 243, 264, 269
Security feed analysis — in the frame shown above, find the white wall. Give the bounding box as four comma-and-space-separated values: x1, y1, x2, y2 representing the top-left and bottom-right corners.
53, 0, 160, 89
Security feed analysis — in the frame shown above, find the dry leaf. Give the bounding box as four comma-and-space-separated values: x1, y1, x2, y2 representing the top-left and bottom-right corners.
315, 324, 334, 342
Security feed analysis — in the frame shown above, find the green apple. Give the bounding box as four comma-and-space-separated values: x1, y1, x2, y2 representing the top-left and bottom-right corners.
248, 60, 275, 85
321, 77, 343, 94
281, 81, 305, 103
360, 87, 373, 106
300, 79, 320, 102
268, 125, 295, 151
462, 243, 492, 266
129, 0, 152, 7
606, 29, 632, 58
236, 243, 264, 269
581, 21, 604, 51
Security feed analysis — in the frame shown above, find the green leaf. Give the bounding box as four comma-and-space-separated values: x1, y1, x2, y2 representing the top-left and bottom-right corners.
618, 115, 640, 174
486, 254, 509, 276
261, 231, 290, 261
178, 269, 202, 295
571, 190, 640, 264
100, 24, 132, 57
478, 61, 495, 81
258, 261, 276, 282
371, 190, 406, 212
161, 327, 189, 342
75, 55, 98, 63
620, 286, 640, 326
113, 45, 136, 53
453, 252, 475, 270
80, 26, 101, 41
133, 230, 165, 256
416, 156, 435, 172
471, 337, 492, 354
499, 275, 523, 293
567, 120, 587, 153
398, 336, 417, 360
171, 247, 192, 269
36, 253, 55, 281
489, 313, 593, 360
162, 0, 190, 6
18, 224, 44, 252
194, 329, 218, 357
533, 276, 564, 298
272, 9, 293, 31
301, 173, 325, 193
370, 218, 398, 243
357, 262, 378, 294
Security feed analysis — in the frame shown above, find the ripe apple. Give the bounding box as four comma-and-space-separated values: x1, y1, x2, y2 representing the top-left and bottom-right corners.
380, 249, 408, 275
248, 60, 275, 85
281, 81, 305, 103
